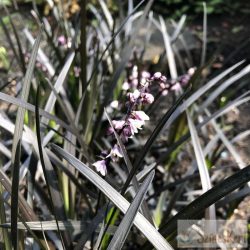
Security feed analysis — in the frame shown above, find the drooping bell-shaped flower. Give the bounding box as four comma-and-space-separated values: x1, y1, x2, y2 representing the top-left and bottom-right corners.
141, 93, 154, 104
132, 111, 150, 121
112, 120, 126, 130
108, 144, 123, 162
93, 160, 107, 176
127, 89, 141, 103
128, 118, 144, 135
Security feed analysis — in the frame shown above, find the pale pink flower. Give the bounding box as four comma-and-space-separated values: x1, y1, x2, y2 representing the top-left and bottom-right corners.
132, 111, 150, 121
107, 144, 123, 161
110, 100, 119, 109
112, 120, 125, 130
127, 111, 150, 135
188, 67, 196, 76
131, 78, 138, 87
108, 120, 125, 135
159, 82, 170, 96
141, 71, 150, 79
58, 35, 67, 46
122, 81, 130, 90
162, 89, 169, 96
107, 127, 113, 135
180, 75, 190, 86
93, 160, 107, 176
159, 82, 166, 90
128, 118, 144, 135
132, 65, 138, 78
153, 72, 162, 79
107, 120, 125, 135
141, 93, 154, 104
171, 82, 181, 92
140, 78, 148, 86
161, 75, 167, 82
127, 89, 140, 103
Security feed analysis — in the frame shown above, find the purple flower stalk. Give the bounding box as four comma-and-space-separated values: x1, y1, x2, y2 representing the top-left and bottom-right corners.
93, 65, 195, 176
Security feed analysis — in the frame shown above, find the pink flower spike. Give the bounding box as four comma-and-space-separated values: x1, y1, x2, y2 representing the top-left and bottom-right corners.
93, 160, 107, 176
108, 144, 123, 161
132, 111, 150, 121
112, 120, 125, 130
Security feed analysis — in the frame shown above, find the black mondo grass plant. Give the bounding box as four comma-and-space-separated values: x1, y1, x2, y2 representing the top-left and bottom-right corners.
0, 0, 250, 249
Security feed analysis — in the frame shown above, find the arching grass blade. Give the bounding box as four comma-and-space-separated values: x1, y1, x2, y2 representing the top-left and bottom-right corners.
107, 171, 155, 250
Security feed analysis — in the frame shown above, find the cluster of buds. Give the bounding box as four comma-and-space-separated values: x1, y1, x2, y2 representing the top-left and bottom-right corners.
122, 65, 151, 91
127, 89, 154, 104
122, 65, 195, 97
151, 68, 195, 96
